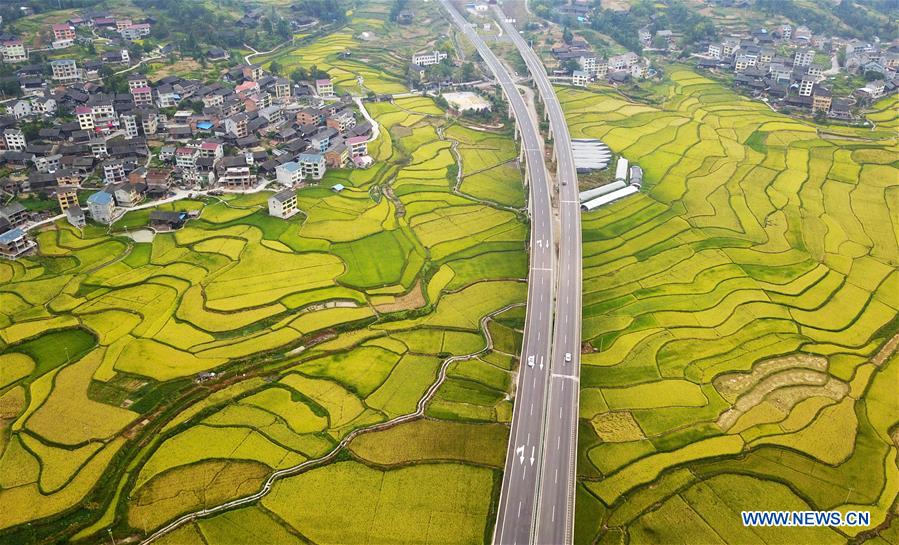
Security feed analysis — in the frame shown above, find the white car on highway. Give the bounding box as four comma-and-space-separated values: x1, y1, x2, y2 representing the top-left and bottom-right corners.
527, 355, 535, 367
564, 352, 572, 362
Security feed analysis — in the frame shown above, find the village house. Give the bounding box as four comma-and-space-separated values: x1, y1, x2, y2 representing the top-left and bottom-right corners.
51, 23, 76, 47
56, 188, 79, 211
0, 228, 35, 258
268, 189, 299, 219
315, 79, 334, 97
298, 152, 326, 180
149, 211, 188, 230
86, 190, 115, 224
2, 39, 28, 63
219, 166, 256, 189
276, 161, 304, 186
0, 203, 28, 227
412, 50, 448, 66
572, 70, 589, 87
51, 59, 81, 84
66, 206, 86, 228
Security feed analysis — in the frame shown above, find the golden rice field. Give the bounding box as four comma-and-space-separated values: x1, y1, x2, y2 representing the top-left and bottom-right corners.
560, 68, 899, 544
0, 89, 527, 544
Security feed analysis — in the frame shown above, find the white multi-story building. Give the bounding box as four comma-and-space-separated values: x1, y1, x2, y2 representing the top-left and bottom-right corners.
412, 50, 448, 66
50, 59, 81, 83
30, 96, 55, 115
571, 70, 589, 87
315, 79, 334, 97
120, 23, 151, 40
103, 160, 127, 185
794, 48, 814, 67
721, 38, 740, 57
219, 166, 256, 189
120, 113, 139, 139
1, 39, 27, 63
32, 154, 61, 173
87, 191, 115, 224
268, 189, 299, 219
298, 153, 326, 180
798, 77, 815, 97
594, 58, 608, 79
128, 74, 148, 91
76, 106, 94, 130
276, 161, 303, 186
6, 100, 31, 120
608, 52, 639, 71
806, 64, 824, 80
140, 110, 158, 135
780, 24, 792, 40
707, 43, 722, 59
223, 113, 249, 138
156, 90, 179, 108
577, 54, 596, 76
175, 147, 199, 170
4, 128, 25, 151
274, 78, 291, 99
734, 55, 755, 72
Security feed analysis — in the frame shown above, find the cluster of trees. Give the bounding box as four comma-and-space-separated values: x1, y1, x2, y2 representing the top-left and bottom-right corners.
0, 0, 103, 23
288, 64, 329, 83
133, 0, 292, 57
531, 0, 716, 54
291, 0, 347, 24
389, 0, 409, 22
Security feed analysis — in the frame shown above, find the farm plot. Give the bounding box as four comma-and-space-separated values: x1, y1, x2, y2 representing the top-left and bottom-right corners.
563, 68, 899, 544
0, 39, 528, 542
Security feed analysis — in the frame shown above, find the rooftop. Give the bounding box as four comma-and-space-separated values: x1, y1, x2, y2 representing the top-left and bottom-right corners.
87, 191, 113, 205
0, 228, 25, 244
272, 189, 296, 202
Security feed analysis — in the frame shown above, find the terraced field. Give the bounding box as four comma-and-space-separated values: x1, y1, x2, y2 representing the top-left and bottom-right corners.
559, 69, 899, 544
253, 3, 447, 96
0, 94, 528, 543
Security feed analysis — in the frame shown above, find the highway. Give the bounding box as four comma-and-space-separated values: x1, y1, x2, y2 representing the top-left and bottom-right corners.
437, 2, 558, 545
496, 9, 583, 545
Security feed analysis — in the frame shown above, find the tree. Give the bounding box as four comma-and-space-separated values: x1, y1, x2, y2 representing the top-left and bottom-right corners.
20, 120, 47, 141
290, 67, 309, 83
389, 0, 409, 21
461, 61, 475, 82
270, 60, 282, 75
837, 46, 847, 67
563, 59, 580, 75
651, 34, 667, 49
562, 27, 574, 44
0, 79, 21, 98
864, 70, 884, 81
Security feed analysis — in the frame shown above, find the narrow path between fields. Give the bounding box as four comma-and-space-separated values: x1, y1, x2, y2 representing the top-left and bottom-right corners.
138, 302, 524, 545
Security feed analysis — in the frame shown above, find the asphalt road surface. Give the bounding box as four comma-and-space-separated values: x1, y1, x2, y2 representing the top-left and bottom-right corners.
496, 10, 583, 545
437, 2, 559, 545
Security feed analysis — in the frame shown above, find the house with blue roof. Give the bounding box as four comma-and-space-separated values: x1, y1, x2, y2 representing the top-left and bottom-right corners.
86, 190, 115, 224
297, 153, 326, 180
276, 161, 303, 186
0, 228, 35, 258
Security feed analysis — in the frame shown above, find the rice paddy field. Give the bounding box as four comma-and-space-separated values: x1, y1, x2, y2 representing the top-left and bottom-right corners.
561, 69, 899, 544
253, 3, 450, 96
0, 93, 528, 543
